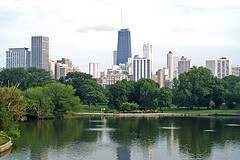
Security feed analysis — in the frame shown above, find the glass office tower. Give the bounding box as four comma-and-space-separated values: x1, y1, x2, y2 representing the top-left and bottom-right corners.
116, 29, 132, 65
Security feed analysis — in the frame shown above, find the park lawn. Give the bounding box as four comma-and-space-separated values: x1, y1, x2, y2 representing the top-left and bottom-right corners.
0, 135, 9, 146
75, 104, 110, 113
161, 106, 240, 114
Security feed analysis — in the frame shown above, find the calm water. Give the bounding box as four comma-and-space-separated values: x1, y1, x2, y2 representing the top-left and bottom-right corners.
1, 116, 240, 160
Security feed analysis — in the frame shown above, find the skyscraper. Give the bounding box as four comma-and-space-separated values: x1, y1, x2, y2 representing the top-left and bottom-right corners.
89, 61, 100, 78
113, 50, 117, 65
31, 35, 49, 71
117, 29, 132, 65
143, 44, 152, 74
167, 51, 173, 80
173, 56, 180, 78
206, 58, 217, 76
6, 48, 31, 69
178, 56, 191, 76
133, 55, 151, 81
217, 57, 232, 78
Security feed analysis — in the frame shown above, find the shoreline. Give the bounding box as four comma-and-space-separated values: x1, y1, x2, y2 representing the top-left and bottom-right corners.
74, 113, 240, 117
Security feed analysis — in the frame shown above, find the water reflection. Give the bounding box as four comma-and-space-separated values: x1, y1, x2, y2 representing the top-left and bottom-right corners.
1, 117, 240, 160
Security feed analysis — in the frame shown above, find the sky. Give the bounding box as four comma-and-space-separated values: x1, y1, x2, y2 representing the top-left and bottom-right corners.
0, 0, 240, 73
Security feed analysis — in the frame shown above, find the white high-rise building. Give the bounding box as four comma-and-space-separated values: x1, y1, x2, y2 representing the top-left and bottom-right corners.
173, 56, 180, 78
133, 55, 151, 81
232, 65, 240, 76
217, 57, 232, 78
31, 35, 49, 71
89, 61, 100, 78
6, 48, 31, 69
167, 51, 173, 80
143, 44, 152, 74
206, 58, 217, 77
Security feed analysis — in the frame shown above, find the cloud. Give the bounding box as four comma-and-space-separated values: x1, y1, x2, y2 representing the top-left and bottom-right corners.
76, 25, 117, 33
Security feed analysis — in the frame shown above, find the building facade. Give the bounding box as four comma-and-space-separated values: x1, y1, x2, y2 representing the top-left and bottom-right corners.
232, 65, 240, 76
217, 57, 232, 78
178, 56, 191, 76
89, 61, 100, 78
173, 56, 180, 78
31, 35, 49, 71
167, 51, 173, 80
113, 50, 117, 65
117, 29, 132, 65
206, 58, 217, 77
133, 55, 152, 81
6, 48, 30, 69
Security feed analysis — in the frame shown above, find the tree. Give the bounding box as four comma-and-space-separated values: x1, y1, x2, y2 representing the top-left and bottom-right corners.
173, 66, 215, 109
85, 90, 106, 111
134, 79, 159, 110
0, 86, 26, 140
0, 67, 53, 90
157, 87, 173, 110
107, 81, 128, 110
23, 87, 54, 119
60, 72, 105, 109
43, 83, 80, 117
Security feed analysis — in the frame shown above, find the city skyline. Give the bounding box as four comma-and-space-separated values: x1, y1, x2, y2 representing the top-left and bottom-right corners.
1, 0, 240, 72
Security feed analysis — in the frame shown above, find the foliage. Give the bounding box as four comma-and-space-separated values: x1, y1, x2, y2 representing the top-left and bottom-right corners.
119, 102, 139, 111
23, 83, 80, 118
0, 86, 26, 140
0, 67, 53, 90
157, 87, 173, 109
173, 66, 224, 109
107, 81, 128, 110
43, 83, 80, 118
23, 87, 54, 119
60, 72, 106, 110
133, 78, 159, 110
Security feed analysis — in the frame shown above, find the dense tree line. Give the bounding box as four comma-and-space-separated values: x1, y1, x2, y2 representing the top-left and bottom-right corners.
106, 79, 173, 111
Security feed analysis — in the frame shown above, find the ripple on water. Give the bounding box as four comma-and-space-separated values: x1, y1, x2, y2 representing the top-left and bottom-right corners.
203, 130, 216, 132
85, 128, 116, 131
89, 120, 107, 123
159, 127, 180, 130
225, 124, 240, 127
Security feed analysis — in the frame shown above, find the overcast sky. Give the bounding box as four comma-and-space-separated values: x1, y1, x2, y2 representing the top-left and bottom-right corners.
0, 0, 240, 72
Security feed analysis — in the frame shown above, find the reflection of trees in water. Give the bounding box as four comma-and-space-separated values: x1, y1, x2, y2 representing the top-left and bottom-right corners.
107, 117, 160, 159
16, 118, 100, 159
170, 117, 240, 159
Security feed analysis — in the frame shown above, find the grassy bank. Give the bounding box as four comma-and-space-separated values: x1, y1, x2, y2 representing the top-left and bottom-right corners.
74, 105, 240, 115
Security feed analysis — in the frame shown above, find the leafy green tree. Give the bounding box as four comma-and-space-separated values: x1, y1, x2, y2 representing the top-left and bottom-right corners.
23, 87, 54, 119
173, 66, 215, 109
43, 83, 80, 117
0, 86, 26, 140
107, 81, 128, 110
85, 90, 106, 111
157, 87, 173, 110
119, 102, 139, 111
0, 67, 53, 90
134, 78, 159, 110
60, 72, 105, 109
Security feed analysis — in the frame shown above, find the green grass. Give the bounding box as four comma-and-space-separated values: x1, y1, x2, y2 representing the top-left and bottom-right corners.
161, 106, 240, 114
0, 135, 9, 146
74, 104, 110, 113
74, 104, 240, 114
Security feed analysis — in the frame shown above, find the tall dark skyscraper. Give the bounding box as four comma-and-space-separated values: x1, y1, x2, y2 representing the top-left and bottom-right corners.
116, 28, 132, 65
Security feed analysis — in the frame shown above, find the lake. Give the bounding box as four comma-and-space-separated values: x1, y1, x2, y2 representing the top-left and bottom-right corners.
1, 116, 240, 160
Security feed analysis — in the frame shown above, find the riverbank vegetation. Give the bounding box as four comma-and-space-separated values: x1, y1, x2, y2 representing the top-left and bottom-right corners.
0, 66, 240, 139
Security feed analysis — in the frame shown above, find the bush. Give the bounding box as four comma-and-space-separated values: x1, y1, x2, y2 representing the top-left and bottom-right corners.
119, 102, 139, 111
